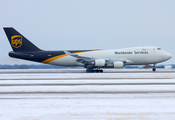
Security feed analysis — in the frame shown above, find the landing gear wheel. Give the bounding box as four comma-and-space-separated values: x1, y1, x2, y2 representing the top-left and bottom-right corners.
95, 69, 103, 73
95, 68, 103, 73
152, 64, 156, 72
86, 68, 103, 73
152, 68, 156, 72
86, 69, 95, 73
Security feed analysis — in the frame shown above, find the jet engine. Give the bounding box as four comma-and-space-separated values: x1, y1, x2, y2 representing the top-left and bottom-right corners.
105, 61, 124, 68
86, 59, 124, 68
113, 61, 124, 68
94, 59, 106, 66
86, 59, 106, 67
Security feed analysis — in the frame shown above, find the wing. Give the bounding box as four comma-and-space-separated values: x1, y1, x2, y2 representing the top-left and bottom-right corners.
64, 50, 96, 64
64, 51, 132, 68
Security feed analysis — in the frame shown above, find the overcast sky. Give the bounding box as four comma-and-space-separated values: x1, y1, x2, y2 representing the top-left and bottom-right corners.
0, 0, 174, 65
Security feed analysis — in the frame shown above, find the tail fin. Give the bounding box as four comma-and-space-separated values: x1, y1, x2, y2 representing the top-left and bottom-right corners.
3, 27, 41, 52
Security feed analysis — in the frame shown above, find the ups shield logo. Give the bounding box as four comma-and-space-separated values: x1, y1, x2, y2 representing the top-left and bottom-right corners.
11, 35, 22, 48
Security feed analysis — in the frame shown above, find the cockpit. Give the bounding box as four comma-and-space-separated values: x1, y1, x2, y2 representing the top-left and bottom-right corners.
157, 48, 162, 50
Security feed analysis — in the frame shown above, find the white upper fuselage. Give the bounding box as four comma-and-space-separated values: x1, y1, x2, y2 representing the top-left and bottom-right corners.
48, 46, 172, 66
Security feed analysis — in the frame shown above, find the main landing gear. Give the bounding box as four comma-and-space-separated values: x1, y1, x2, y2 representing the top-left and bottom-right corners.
152, 64, 156, 72
86, 68, 103, 73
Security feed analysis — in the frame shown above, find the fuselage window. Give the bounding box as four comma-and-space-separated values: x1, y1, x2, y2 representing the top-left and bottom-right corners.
157, 48, 161, 50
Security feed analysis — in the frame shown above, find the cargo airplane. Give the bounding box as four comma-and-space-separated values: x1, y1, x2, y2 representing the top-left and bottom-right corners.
4, 27, 172, 72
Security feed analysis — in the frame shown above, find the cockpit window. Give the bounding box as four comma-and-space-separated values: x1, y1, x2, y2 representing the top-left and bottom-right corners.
157, 48, 161, 50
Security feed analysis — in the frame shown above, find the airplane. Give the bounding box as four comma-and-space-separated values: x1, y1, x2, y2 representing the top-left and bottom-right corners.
4, 27, 172, 73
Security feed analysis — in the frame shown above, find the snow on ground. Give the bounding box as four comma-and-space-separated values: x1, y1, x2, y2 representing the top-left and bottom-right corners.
0, 69, 175, 120
1, 98, 175, 120
1, 72, 175, 79
0, 79, 175, 84
1, 85, 175, 93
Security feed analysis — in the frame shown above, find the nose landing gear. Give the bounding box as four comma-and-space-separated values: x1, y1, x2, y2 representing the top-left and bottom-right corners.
152, 64, 156, 72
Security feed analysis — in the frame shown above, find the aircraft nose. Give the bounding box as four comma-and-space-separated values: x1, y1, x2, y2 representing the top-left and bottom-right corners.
163, 52, 172, 60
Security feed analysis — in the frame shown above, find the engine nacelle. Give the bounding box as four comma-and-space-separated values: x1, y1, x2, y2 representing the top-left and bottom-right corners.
86, 59, 124, 68
94, 59, 106, 66
113, 61, 124, 68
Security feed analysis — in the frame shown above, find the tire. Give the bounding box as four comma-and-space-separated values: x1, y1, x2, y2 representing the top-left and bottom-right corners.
86, 69, 95, 73
152, 68, 156, 72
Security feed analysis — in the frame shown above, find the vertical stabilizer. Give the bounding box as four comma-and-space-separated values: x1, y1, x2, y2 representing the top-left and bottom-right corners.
3, 27, 41, 52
